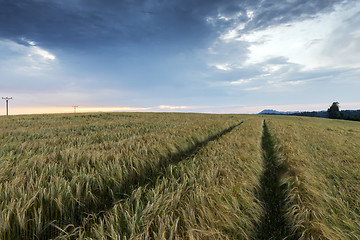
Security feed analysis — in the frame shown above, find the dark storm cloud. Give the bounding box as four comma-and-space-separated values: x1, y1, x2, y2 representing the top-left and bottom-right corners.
245, 0, 343, 31
0, 0, 345, 50
0, 0, 220, 49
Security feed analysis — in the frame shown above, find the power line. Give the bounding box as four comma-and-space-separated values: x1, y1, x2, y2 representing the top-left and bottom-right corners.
72, 106, 78, 113
2, 97, 12, 116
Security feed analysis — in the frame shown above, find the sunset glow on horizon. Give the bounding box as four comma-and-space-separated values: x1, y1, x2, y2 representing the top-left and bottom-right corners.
3, 102, 360, 116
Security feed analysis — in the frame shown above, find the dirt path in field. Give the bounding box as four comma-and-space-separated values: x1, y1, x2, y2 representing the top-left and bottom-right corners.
255, 120, 297, 240
116, 121, 244, 197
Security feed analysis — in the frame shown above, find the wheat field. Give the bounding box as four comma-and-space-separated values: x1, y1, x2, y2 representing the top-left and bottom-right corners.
0, 113, 359, 239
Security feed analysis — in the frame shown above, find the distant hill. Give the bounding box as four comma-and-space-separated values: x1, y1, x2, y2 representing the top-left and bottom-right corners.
258, 109, 295, 115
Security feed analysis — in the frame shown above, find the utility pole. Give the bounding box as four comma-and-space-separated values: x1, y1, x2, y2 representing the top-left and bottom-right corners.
72, 106, 78, 113
2, 97, 12, 116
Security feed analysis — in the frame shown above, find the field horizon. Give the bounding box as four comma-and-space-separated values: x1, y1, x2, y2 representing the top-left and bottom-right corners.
0, 112, 359, 239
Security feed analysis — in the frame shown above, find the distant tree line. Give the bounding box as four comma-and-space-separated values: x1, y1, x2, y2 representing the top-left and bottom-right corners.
291, 102, 360, 121
340, 110, 360, 121
290, 111, 328, 118
260, 102, 360, 121
325, 102, 360, 121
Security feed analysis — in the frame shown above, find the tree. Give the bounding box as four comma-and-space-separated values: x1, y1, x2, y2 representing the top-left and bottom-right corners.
327, 102, 342, 119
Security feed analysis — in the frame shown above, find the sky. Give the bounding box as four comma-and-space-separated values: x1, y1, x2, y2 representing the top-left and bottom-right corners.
0, 0, 359, 115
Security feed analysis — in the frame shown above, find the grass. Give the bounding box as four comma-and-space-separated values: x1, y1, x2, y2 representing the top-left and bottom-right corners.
74, 116, 264, 239
256, 120, 299, 240
265, 115, 360, 239
0, 112, 243, 239
0, 112, 359, 239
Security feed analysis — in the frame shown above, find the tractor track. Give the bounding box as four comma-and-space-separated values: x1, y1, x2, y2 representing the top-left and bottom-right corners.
255, 120, 299, 240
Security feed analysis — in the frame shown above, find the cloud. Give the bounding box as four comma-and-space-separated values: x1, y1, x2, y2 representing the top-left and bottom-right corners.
0, 0, 217, 51
210, 53, 359, 101
230, 79, 251, 85
31, 46, 56, 60
0, 39, 57, 77
198, 1, 356, 93
1, 0, 359, 114
214, 63, 233, 71
157, 105, 189, 110
243, 0, 344, 32
200, 0, 360, 106
0, 0, 345, 51
237, 1, 360, 69
244, 87, 261, 91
